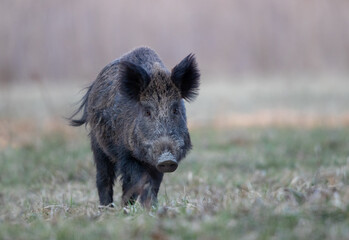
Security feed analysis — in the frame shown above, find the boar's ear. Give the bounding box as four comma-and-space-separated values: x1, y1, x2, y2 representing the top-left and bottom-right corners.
119, 61, 151, 101
171, 54, 200, 102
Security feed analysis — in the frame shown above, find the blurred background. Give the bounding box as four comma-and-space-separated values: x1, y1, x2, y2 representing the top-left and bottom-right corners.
1, 0, 349, 136
2, 2, 349, 236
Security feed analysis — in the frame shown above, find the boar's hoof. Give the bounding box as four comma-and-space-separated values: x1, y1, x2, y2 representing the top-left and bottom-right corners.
98, 203, 115, 209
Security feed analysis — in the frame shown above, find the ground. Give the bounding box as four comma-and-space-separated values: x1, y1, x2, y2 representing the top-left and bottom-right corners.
0, 77, 349, 239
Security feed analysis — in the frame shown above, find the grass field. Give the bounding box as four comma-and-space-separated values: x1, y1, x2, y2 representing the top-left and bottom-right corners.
1, 124, 349, 239
1, 79, 349, 239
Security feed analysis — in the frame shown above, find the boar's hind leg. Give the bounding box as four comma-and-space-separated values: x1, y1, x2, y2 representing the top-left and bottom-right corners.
92, 139, 116, 206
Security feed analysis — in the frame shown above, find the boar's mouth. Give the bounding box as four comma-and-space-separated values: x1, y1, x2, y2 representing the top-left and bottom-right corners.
156, 151, 178, 173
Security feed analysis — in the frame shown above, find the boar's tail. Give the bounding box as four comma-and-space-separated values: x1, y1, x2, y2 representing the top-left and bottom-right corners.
68, 84, 92, 127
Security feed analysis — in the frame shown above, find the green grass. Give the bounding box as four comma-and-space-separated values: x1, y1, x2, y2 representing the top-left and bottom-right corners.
1, 126, 349, 240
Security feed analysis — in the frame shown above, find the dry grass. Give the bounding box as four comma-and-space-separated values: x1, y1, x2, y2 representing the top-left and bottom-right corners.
1, 121, 349, 239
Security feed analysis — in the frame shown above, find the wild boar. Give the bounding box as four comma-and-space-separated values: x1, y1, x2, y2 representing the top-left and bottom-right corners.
69, 47, 200, 208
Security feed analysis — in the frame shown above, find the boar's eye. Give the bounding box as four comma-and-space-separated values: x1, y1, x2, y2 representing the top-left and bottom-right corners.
172, 107, 179, 115
144, 109, 152, 117
171, 103, 180, 116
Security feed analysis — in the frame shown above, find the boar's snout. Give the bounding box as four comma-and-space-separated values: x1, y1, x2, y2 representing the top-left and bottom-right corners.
156, 152, 178, 173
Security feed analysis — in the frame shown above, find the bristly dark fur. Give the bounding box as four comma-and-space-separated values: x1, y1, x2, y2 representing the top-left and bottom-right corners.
171, 54, 200, 102
68, 84, 93, 126
119, 61, 151, 101
68, 47, 200, 208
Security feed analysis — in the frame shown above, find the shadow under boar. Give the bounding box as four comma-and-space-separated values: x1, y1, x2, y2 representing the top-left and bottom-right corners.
69, 47, 200, 208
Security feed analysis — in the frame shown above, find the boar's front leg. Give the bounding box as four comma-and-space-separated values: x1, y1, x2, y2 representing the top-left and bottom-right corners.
91, 136, 116, 207
120, 158, 163, 208
139, 169, 163, 209
120, 159, 145, 206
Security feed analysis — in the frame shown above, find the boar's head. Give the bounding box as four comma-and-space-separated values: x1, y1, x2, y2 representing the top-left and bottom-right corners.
119, 54, 200, 173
